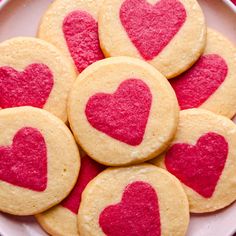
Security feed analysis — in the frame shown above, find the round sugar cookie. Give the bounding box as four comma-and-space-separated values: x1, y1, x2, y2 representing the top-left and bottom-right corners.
152, 109, 236, 213
38, 0, 105, 73
0, 107, 80, 215
0, 37, 76, 122
68, 57, 179, 166
78, 164, 189, 236
98, 0, 206, 79
170, 28, 236, 118
36, 155, 105, 236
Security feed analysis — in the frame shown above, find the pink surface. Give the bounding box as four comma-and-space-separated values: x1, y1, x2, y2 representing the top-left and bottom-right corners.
0, 127, 47, 192
120, 0, 186, 60
85, 79, 152, 146
61, 155, 104, 214
99, 181, 161, 236
165, 132, 228, 198
0, 64, 53, 109
170, 54, 228, 110
63, 10, 104, 73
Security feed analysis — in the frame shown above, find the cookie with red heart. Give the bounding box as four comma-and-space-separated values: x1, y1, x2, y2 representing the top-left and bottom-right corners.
78, 164, 189, 236
0, 107, 80, 215
170, 28, 236, 118
68, 57, 179, 166
36, 155, 105, 236
38, 0, 104, 73
0, 37, 76, 121
152, 109, 236, 213
99, 0, 206, 78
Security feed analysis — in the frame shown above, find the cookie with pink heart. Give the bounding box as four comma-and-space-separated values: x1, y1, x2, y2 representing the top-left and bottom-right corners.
68, 57, 179, 166
38, 0, 104, 73
99, 0, 206, 78
78, 164, 189, 236
152, 109, 236, 213
0, 107, 80, 215
0, 37, 76, 122
170, 28, 236, 118
36, 155, 105, 236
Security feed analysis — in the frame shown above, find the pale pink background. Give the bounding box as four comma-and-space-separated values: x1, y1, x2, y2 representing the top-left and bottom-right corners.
0, 0, 236, 235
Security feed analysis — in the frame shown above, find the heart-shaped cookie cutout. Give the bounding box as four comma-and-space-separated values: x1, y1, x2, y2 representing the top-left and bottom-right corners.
170, 54, 228, 109
62, 155, 104, 214
85, 79, 152, 146
99, 181, 161, 236
0, 63, 54, 109
120, 0, 186, 60
165, 132, 228, 198
0, 127, 47, 191
63, 10, 104, 72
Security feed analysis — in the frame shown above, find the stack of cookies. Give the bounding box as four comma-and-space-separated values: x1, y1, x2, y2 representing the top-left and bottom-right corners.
0, 0, 236, 235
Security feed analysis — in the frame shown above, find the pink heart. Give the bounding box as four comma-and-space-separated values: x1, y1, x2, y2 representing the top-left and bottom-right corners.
170, 54, 228, 110
0, 127, 47, 191
231, 0, 236, 5
61, 155, 104, 214
165, 132, 228, 198
99, 181, 161, 236
63, 10, 105, 73
120, 0, 186, 60
85, 79, 152, 146
0, 63, 54, 109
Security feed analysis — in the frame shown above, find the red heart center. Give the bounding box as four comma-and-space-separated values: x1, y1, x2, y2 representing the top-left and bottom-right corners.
63, 10, 105, 73
120, 0, 186, 60
0, 63, 54, 109
85, 79, 152, 146
99, 181, 161, 236
61, 155, 104, 214
0, 127, 47, 192
170, 54, 228, 110
165, 132, 228, 198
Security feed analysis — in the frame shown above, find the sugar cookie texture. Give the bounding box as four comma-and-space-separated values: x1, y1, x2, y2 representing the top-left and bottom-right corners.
78, 164, 189, 236
36, 155, 104, 236
0, 37, 76, 121
170, 28, 236, 118
152, 109, 236, 213
68, 57, 179, 166
38, 0, 105, 73
0, 107, 80, 215
99, 0, 206, 78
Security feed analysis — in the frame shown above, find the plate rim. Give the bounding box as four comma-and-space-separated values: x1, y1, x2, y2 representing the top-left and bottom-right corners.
0, 0, 10, 9
1, 0, 236, 12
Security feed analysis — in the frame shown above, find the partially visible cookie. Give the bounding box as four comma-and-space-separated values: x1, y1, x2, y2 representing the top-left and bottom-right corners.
152, 109, 236, 213
98, 0, 206, 78
38, 0, 104, 73
0, 37, 76, 121
36, 155, 104, 236
0, 107, 80, 215
68, 57, 179, 166
170, 28, 236, 118
78, 164, 189, 236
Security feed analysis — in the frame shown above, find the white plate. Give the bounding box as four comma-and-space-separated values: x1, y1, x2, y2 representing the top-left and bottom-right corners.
0, 0, 236, 235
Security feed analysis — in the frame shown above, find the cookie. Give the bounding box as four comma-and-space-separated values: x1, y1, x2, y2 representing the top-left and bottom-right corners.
78, 164, 189, 236
68, 57, 179, 166
38, 0, 105, 73
152, 109, 236, 213
36, 155, 104, 236
0, 37, 76, 122
170, 28, 236, 118
98, 0, 206, 78
0, 107, 80, 215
